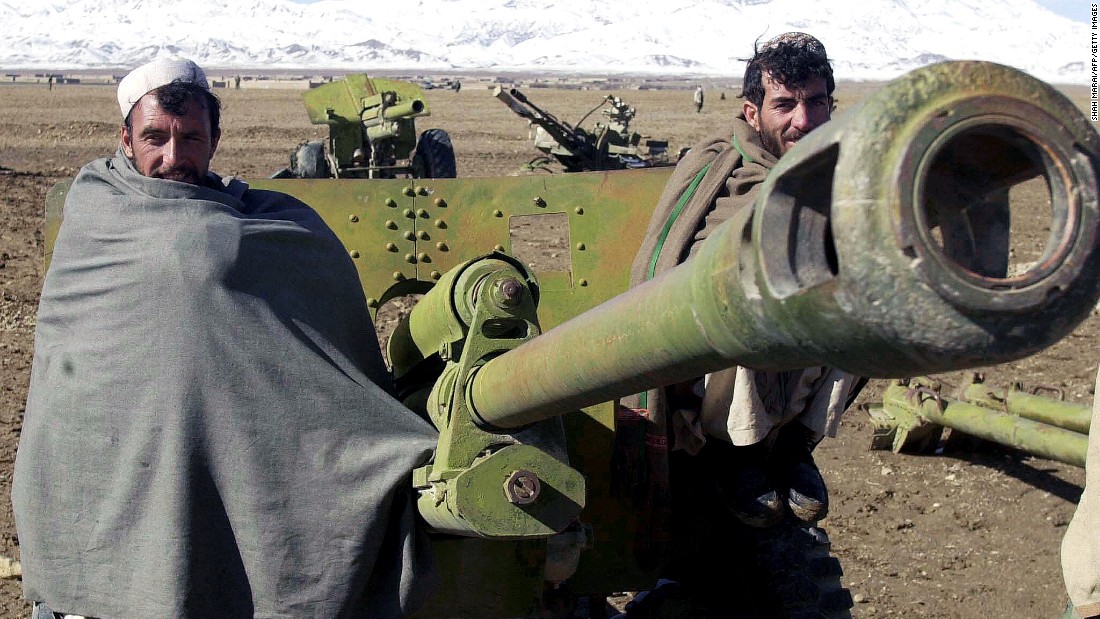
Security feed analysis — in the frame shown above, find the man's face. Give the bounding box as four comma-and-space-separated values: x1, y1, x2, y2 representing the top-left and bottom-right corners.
121, 94, 220, 185
743, 74, 832, 158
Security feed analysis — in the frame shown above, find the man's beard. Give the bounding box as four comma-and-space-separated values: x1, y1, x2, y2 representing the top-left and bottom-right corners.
152, 167, 204, 185
128, 155, 204, 186
760, 126, 807, 159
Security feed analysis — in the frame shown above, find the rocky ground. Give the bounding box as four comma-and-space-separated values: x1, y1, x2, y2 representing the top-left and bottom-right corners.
0, 76, 1095, 618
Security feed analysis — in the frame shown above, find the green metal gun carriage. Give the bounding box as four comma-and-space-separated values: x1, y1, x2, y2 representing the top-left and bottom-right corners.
45, 61, 1100, 618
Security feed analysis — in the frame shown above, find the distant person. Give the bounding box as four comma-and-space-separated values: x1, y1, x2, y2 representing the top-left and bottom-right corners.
12, 57, 439, 619
693, 85, 704, 112
452, 78, 461, 93
1062, 365, 1100, 619
234, 74, 241, 90
46, 75, 52, 91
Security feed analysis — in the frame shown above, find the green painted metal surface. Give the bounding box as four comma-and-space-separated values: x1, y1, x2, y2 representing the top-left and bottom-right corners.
414, 443, 585, 538
300, 74, 431, 172
248, 168, 674, 329
961, 382, 1092, 435
302, 74, 431, 126
879, 379, 1088, 467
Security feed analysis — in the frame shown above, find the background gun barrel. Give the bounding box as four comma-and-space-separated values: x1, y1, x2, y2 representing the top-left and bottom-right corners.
467, 61, 1100, 430
492, 85, 536, 119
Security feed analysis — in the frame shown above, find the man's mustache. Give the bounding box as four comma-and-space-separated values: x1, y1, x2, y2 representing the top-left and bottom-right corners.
153, 167, 201, 184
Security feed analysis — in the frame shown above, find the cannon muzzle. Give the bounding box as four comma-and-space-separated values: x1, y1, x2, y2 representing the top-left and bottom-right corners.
466, 61, 1100, 429
492, 85, 536, 120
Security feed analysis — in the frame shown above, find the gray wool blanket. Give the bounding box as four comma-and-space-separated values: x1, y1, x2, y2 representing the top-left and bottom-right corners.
12, 153, 439, 618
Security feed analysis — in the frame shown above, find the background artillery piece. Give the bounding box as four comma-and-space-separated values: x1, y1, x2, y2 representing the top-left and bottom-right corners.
493, 85, 677, 173
273, 74, 457, 180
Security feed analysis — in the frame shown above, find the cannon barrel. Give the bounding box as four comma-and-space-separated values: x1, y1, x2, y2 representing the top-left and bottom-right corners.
466, 61, 1100, 430
492, 85, 538, 120
360, 93, 426, 126
492, 85, 588, 153
876, 380, 1088, 467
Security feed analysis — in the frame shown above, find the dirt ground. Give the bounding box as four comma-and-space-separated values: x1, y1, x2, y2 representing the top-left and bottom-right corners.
0, 76, 1096, 618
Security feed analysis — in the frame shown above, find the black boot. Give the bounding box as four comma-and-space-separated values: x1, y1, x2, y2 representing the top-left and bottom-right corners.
772, 423, 829, 522
705, 439, 784, 528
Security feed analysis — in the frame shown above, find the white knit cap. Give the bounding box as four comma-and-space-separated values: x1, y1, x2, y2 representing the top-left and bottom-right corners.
117, 58, 209, 118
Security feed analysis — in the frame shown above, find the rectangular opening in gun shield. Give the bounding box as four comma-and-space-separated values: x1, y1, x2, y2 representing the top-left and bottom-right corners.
509, 213, 572, 274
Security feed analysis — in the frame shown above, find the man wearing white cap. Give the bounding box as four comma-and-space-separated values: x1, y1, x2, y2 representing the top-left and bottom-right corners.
12, 58, 439, 619
114, 57, 221, 186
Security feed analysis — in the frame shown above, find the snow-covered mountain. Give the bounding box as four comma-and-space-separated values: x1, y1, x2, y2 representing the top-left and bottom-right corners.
0, 0, 1089, 84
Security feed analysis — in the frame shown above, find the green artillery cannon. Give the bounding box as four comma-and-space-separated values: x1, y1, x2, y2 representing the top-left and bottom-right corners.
271, 74, 457, 180
43, 61, 1100, 617
868, 375, 1091, 467
493, 85, 675, 173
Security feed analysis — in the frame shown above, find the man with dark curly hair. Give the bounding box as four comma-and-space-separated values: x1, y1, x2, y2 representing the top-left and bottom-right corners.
739, 32, 835, 158
629, 33, 860, 533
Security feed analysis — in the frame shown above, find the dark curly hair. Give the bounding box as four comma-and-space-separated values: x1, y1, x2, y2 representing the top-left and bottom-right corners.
741, 34, 835, 107
124, 79, 221, 134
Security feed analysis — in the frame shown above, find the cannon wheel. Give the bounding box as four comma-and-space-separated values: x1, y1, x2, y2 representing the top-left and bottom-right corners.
748, 522, 854, 619
291, 140, 329, 179
412, 128, 458, 179
609, 521, 853, 619
605, 446, 855, 619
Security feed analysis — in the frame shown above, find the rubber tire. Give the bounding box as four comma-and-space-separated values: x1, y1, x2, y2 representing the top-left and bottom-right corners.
748, 522, 855, 619
645, 446, 854, 619
618, 522, 853, 619
412, 128, 457, 178
292, 140, 329, 179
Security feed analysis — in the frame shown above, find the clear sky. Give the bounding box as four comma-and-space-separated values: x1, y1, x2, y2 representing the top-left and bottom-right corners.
1038, 0, 1089, 22
286, 0, 1089, 24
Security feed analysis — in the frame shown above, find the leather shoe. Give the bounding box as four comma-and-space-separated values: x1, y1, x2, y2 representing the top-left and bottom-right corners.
705, 439, 784, 528
773, 424, 829, 522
